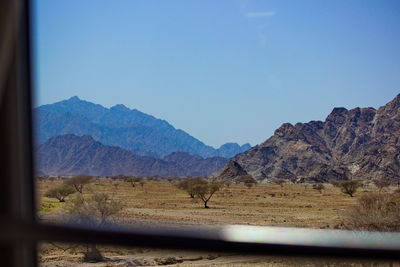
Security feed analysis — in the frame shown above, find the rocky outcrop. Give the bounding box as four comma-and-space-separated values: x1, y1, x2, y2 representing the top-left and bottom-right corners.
218, 94, 400, 182
215, 161, 248, 181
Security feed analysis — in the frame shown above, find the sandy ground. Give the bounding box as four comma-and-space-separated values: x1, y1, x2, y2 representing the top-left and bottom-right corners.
36, 179, 398, 266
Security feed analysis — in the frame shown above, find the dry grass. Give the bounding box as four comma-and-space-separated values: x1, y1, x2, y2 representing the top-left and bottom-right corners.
36, 179, 399, 266
37, 179, 367, 228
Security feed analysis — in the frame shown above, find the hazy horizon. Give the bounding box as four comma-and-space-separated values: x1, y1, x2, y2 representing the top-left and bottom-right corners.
33, 0, 400, 147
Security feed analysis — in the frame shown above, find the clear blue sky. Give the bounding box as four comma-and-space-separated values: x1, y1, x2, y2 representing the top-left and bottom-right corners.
32, 0, 400, 148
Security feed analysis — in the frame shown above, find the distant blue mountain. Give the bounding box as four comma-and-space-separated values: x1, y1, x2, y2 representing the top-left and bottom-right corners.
35, 96, 251, 158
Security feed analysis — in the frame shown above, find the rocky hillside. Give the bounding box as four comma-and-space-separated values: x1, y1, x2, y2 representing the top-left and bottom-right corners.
37, 134, 228, 177
218, 94, 400, 182
35, 96, 250, 158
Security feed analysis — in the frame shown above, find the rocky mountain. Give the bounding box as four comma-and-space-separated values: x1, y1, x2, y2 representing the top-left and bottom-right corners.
35, 96, 250, 158
36, 134, 227, 177
215, 161, 249, 182
218, 94, 400, 182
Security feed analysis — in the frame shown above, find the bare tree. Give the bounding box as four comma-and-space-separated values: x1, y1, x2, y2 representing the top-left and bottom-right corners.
45, 185, 75, 202
338, 180, 362, 197
64, 175, 92, 193
192, 183, 221, 208
373, 177, 392, 193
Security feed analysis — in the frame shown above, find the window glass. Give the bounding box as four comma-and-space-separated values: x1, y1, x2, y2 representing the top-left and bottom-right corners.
38, 242, 399, 267
32, 0, 400, 264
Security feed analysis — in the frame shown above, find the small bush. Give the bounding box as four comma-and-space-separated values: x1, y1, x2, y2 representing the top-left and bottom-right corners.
342, 192, 400, 231
45, 185, 75, 202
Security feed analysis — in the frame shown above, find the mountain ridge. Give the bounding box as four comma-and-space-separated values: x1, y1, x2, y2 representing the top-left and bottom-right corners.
37, 134, 228, 177
35, 96, 251, 158
218, 94, 400, 182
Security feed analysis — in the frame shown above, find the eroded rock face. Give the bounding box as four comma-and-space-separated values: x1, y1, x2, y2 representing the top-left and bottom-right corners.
219, 94, 400, 182
216, 160, 249, 182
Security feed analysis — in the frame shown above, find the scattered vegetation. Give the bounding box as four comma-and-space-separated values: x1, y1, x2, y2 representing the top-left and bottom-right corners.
37, 174, 400, 265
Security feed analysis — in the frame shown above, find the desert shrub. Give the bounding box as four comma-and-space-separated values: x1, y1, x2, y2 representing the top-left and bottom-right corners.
312, 183, 325, 193
65, 193, 125, 262
45, 185, 75, 202
66, 193, 125, 226
342, 192, 400, 231
338, 180, 362, 197
64, 175, 92, 193
373, 177, 392, 192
